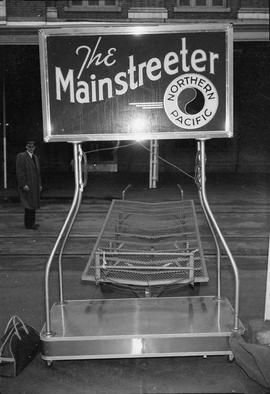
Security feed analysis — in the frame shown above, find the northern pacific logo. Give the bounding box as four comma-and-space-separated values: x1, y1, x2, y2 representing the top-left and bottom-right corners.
163, 73, 218, 129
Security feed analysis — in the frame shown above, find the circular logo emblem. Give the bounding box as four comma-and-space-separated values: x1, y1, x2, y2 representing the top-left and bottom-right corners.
163, 73, 219, 130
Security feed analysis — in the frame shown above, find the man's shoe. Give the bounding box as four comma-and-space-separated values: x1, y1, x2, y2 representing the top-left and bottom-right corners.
25, 224, 40, 230
30, 224, 39, 230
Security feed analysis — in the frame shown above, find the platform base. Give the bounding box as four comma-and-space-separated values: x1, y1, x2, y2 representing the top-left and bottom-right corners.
40, 296, 244, 361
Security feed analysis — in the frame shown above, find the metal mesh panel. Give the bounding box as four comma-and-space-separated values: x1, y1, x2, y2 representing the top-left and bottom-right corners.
82, 200, 208, 286
94, 251, 195, 286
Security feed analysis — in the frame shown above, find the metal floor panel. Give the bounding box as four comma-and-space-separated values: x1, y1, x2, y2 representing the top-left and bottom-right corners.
41, 296, 244, 360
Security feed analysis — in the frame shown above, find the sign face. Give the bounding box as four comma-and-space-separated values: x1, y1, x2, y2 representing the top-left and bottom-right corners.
39, 24, 233, 142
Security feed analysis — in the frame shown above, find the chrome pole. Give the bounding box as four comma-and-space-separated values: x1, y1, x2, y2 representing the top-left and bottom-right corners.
2, 53, 7, 189
195, 143, 221, 300
58, 144, 84, 304
149, 140, 158, 189
44, 142, 81, 336
149, 140, 153, 189
152, 139, 158, 188
198, 190, 221, 300
197, 139, 240, 330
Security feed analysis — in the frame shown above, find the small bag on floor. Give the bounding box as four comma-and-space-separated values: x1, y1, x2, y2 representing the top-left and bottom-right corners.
0, 315, 40, 377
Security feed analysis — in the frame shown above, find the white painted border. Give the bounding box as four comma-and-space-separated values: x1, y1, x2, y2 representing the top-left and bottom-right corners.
264, 235, 270, 321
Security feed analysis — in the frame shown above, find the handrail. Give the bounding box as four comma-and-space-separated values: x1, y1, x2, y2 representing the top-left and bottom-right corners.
82, 151, 88, 188
44, 142, 82, 336
122, 184, 132, 200
57, 144, 85, 304
177, 184, 184, 201
197, 139, 240, 330
194, 151, 221, 300
198, 190, 221, 300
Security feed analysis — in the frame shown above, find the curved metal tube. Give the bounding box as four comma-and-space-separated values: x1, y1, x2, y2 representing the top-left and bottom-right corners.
45, 143, 82, 336
197, 140, 240, 330
82, 151, 88, 188
177, 184, 184, 201
57, 145, 85, 304
195, 150, 221, 299
122, 184, 132, 200
198, 190, 221, 299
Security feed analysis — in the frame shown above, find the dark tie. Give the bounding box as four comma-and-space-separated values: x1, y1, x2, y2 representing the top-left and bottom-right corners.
32, 155, 37, 168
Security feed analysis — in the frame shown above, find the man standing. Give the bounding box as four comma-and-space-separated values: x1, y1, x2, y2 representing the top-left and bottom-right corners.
16, 140, 42, 230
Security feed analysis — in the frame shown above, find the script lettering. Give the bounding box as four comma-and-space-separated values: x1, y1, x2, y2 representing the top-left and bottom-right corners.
76, 37, 116, 79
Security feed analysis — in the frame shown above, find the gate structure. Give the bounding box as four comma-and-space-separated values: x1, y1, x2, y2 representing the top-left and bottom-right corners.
38, 23, 244, 364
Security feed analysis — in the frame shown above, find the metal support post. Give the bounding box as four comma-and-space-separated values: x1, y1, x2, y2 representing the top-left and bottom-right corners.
44, 142, 84, 336
264, 235, 270, 321
57, 145, 86, 304
196, 139, 240, 331
195, 144, 221, 300
149, 140, 159, 189
2, 53, 7, 189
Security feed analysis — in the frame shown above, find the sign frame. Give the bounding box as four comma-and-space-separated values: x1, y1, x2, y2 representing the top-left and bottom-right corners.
39, 23, 233, 142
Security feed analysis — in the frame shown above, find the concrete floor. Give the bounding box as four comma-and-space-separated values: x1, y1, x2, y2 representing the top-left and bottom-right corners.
0, 172, 270, 393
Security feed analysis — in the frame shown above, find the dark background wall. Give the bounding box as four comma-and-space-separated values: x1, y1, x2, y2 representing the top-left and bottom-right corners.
0, 40, 269, 182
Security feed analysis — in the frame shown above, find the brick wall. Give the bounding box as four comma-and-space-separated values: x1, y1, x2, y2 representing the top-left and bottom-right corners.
7, 0, 46, 19
5, 0, 269, 21
58, 1, 126, 21
169, 0, 239, 20
129, 0, 165, 6
239, 0, 269, 7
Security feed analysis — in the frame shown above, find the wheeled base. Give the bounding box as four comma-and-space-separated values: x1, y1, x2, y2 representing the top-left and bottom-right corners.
41, 296, 244, 362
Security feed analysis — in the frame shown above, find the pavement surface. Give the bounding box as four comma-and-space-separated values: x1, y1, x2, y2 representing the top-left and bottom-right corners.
0, 172, 270, 393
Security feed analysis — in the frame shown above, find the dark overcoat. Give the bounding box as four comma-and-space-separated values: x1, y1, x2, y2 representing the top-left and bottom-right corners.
16, 151, 41, 209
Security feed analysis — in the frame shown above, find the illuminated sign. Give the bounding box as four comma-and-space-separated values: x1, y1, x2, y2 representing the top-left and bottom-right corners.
39, 24, 233, 142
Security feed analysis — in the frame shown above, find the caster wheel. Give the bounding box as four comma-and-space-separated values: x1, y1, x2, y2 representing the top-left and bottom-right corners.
99, 283, 113, 294
144, 288, 151, 297
46, 360, 53, 367
189, 282, 201, 296
228, 353, 234, 362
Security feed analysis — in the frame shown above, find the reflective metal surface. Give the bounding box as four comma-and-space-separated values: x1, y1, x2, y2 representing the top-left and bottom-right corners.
41, 296, 244, 360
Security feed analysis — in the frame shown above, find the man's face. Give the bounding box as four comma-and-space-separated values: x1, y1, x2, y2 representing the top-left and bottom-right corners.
26, 143, 36, 153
